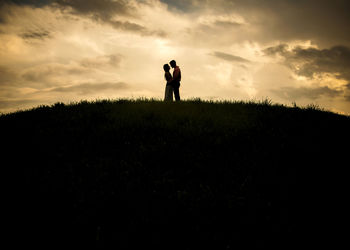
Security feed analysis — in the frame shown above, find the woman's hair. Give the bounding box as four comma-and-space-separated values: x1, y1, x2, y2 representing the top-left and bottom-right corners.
163, 64, 170, 72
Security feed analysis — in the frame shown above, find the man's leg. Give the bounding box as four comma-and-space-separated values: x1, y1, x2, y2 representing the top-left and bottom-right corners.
174, 84, 180, 101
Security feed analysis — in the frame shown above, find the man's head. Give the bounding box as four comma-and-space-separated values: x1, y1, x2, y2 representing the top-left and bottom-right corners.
169, 60, 176, 68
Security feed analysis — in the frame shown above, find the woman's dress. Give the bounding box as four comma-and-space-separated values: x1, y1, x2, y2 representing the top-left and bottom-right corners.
164, 72, 173, 101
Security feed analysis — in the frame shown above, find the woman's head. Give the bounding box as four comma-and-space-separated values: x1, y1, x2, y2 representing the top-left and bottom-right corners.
163, 64, 170, 72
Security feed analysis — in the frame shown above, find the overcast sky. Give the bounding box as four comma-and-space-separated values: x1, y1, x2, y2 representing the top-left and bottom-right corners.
1, 0, 350, 114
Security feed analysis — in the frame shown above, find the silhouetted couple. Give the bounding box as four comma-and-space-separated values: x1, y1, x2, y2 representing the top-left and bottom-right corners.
163, 60, 181, 101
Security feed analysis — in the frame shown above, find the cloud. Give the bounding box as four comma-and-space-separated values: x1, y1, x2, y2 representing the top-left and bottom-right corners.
53, 0, 165, 36
213, 20, 242, 28
263, 44, 288, 56
55, 0, 132, 18
172, 0, 350, 47
211, 51, 250, 63
4, 0, 350, 45
345, 84, 350, 101
0, 2, 62, 44
80, 54, 122, 68
49, 82, 128, 95
54, 0, 139, 32
263, 44, 350, 103
109, 20, 145, 32
0, 81, 129, 112
271, 86, 343, 101
16, 54, 123, 89
231, 0, 350, 46
1, 0, 166, 36
3, 1, 55, 7
159, 0, 199, 12
21, 63, 89, 84
0, 66, 19, 86
20, 30, 51, 40
0, 98, 41, 110
264, 45, 350, 83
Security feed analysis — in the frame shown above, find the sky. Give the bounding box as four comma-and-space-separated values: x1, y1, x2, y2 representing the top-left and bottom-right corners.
1, 0, 350, 114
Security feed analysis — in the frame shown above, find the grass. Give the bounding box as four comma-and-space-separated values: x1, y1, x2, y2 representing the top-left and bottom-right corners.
2, 99, 349, 249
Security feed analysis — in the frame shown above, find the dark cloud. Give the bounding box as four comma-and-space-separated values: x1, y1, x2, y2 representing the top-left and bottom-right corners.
3, 0, 350, 44
213, 20, 242, 28
172, 0, 350, 46
0, 1, 152, 35
54, 0, 136, 31
20, 30, 51, 40
108, 20, 166, 37
231, 0, 350, 46
264, 45, 350, 82
0, 13, 5, 24
49, 82, 128, 95
263, 44, 288, 56
53, 0, 165, 36
0, 3, 12, 24
1, 0, 54, 7
211, 51, 250, 63
159, 0, 198, 12
109, 20, 147, 34
346, 84, 350, 101
265, 44, 350, 102
272, 86, 343, 100
55, 0, 132, 19
0, 3, 56, 42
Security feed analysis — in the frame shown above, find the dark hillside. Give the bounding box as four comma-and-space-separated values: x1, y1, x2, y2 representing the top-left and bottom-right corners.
2, 100, 349, 249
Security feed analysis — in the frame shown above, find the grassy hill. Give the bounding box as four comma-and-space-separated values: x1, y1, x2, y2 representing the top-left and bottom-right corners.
2, 99, 349, 248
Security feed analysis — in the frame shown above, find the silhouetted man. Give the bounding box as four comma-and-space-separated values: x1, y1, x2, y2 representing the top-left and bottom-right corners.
170, 60, 181, 101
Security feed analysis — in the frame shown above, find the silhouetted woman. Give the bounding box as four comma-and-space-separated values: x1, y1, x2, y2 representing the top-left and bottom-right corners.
163, 64, 173, 101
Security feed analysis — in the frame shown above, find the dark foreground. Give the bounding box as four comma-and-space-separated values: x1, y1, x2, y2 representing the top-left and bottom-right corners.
2, 99, 349, 248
